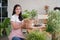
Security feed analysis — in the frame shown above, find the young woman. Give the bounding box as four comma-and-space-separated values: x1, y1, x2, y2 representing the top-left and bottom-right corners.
9, 4, 25, 40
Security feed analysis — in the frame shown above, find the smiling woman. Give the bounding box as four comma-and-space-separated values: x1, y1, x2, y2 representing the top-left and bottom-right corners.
8, 4, 25, 40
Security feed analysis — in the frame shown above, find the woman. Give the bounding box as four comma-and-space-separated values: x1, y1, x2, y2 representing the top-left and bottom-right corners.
9, 4, 25, 40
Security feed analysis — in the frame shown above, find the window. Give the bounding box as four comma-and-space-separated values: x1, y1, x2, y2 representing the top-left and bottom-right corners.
0, 8, 1, 22
2, 0, 8, 6
0, 0, 8, 22
2, 7, 8, 17
0, 8, 1, 17
0, 0, 1, 3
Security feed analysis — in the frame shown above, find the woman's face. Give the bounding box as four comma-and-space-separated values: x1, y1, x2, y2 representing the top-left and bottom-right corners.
15, 6, 22, 15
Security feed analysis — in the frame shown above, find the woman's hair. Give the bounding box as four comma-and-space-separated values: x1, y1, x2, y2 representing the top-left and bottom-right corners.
12, 4, 23, 21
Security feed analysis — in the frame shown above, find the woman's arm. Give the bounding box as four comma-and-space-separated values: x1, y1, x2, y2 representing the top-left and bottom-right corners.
11, 21, 21, 30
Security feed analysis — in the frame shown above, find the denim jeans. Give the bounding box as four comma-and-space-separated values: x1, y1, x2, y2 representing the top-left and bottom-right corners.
12, 37, 24, 40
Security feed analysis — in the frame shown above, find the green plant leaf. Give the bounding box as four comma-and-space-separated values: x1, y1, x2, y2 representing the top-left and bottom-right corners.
22, 9, 37, 19
26, 30, 47, 40
46, 10, 60, 33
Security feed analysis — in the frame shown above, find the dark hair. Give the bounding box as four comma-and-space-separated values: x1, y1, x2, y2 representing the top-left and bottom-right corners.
12, 4, 23, 21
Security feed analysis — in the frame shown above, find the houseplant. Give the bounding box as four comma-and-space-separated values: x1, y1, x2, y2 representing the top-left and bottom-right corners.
22, 9, 37, 29
26, 30, 47, 40
22, 9, 37, 19
46, 10, 60, 40
0, 18, 10, 36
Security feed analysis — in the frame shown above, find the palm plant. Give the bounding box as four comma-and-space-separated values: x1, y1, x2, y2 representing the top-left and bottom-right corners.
46, 10, 60, 40
0, 18, 10, 36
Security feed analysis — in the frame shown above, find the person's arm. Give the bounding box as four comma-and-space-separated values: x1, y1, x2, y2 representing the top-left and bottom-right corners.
10, 15, 22, 30
11, 21, 21, 30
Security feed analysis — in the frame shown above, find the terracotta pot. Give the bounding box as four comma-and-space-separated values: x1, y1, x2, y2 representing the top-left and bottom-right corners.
23, 19, 34, 29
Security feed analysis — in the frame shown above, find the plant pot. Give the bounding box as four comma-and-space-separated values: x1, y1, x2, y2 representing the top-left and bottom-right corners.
23, 19, 34, 29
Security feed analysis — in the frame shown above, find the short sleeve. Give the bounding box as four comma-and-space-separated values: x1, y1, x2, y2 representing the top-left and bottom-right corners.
10, 16, 16, 22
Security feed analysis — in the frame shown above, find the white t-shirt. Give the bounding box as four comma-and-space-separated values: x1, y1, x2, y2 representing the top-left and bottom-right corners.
10, 14, 21, 23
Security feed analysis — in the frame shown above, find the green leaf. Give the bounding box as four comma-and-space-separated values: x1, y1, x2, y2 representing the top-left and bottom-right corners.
26, 30, 47, 40
46, 10, 60, 33
22, 9, 37, 19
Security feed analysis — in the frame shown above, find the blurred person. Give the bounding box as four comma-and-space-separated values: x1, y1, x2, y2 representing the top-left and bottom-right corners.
8, 4, 25, 40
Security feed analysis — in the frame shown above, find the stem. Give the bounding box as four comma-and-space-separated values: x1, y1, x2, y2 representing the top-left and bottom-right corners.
52, 32, 56, 40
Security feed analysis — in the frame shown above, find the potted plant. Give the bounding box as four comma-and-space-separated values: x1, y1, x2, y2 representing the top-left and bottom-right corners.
26, 30, 47, 40
22, 9, 37, 29
0, 18, 10, 37
22, 9, 37, 19
46, 10, 60, 40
